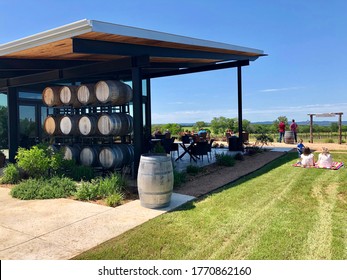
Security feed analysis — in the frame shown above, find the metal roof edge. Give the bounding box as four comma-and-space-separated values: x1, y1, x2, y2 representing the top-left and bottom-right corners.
89, 20, 264, 55
0, 19, 93, 56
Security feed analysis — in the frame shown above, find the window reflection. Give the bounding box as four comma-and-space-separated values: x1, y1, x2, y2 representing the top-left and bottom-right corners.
19, 105, 37, 148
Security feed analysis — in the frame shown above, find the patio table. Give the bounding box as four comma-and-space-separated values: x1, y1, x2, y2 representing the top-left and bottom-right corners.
175, 141, 199, 162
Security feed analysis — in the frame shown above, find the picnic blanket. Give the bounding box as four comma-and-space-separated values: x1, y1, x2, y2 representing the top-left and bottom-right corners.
292, 161, 344, 170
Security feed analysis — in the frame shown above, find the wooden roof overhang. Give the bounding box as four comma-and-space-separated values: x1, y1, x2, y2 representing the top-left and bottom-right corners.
0, 19, 265, 91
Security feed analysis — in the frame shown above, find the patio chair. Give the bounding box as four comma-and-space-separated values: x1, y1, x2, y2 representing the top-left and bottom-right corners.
181, 135, 191, 144
170, 142, 179, 158
207, 139, 214, 159
191, 141, 209, 162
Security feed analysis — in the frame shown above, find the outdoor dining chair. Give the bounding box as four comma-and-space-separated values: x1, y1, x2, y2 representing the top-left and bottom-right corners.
191, 141, 209, 162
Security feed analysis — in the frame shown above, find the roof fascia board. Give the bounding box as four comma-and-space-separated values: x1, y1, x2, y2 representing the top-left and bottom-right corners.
0, 19, 92, 56
90, 20, 264, 56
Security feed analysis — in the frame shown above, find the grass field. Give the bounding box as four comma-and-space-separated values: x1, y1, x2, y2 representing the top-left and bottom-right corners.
75, 151, 347, 260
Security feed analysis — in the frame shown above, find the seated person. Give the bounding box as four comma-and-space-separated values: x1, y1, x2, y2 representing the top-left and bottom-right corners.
198, 128, 207, 140
316, 147, 333, 168
297, 139, 305, 158
300, 147, 315, 168
153, 129, 162, 138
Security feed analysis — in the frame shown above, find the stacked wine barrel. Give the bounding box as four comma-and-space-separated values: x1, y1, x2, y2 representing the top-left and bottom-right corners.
43, 80, 134, 170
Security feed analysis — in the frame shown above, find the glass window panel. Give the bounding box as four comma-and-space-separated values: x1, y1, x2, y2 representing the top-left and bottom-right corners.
19, 91, 42, 100
19, 105, 37, 148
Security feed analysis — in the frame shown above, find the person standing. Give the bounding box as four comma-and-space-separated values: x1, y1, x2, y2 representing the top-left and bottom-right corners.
290, 119, 298, 143
278, 121, 286, 143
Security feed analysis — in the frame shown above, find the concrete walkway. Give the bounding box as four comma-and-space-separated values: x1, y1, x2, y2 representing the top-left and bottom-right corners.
0, 188, 194, 260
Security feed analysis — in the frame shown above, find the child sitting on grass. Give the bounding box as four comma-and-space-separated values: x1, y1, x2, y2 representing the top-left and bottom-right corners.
300, 147, 315, 168
316, 147, 333, 168
297, 139, 305, 158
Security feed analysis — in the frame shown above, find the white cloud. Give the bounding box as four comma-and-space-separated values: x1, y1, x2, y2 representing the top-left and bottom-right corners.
259, 86, 305, 93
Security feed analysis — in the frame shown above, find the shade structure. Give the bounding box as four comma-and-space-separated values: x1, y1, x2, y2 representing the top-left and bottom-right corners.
0, 19, 265, 175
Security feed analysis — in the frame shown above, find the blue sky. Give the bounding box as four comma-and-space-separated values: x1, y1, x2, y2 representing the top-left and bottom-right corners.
1, 0, 346, 123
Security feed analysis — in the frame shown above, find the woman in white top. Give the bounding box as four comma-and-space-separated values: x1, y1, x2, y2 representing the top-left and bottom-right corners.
300, 147, 315, 168
316, 147, 333, 168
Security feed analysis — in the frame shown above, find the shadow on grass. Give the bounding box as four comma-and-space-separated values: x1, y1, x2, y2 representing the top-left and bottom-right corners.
173, 151, 299, 212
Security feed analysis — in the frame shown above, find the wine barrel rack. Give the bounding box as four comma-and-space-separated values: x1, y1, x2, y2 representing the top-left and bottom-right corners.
43, 80, 134, 172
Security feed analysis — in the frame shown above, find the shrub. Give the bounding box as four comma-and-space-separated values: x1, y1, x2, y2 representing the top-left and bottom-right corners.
0, 163, 20, 184
215, 152, 236, 167
106, 193, 124, 207
323, 138, 334, 143
234, 153, 245, 161
74, 173, 127, 201
173, 170, 186, 188
62, 160, 95, 181
15, 145, 65, 178
186, 165, 202, 175
10, 176, 76, 200
245, 146, 264, 156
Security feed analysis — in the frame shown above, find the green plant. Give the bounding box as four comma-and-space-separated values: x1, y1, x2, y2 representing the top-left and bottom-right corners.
0, 163, 20, 184
152, 142, 166, 154
74, 173, 127, 201
323, 138, 334, 143
245, 146, 264, 156
186, 165, 202, 175
63, 160, 95, 181
234, 152, 245, 161
173, 170, 187, 188
10, 176, 76, 200
106, 193, 124, 207
215, 152, 236, 166
15, 145, 65, 178
255, 133, 274, 147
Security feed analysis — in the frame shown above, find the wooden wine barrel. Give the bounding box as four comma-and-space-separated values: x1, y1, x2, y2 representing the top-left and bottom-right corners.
59, 115, 81, 135
98, 144, 134, 169
59, 85, 81, 108
80, 146, 100, 167
137, 154, 173, 209
77, 84, 98, 105
97, 113, 133, 136
284, 131, 295, 144
78, 114, 99, 136
62, 145, 81, 162
95, 80, 133, 105
42, 86, 63, 107
43, 115, 62, 135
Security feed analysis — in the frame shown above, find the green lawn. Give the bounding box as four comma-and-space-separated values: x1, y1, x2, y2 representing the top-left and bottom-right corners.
75, 152, 347, 260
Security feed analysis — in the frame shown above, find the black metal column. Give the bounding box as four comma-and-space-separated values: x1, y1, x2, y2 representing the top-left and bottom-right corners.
132, 66, 143, 177
145, 78, 152, 142
7, 87, 19, 162
237, 66, 243, 150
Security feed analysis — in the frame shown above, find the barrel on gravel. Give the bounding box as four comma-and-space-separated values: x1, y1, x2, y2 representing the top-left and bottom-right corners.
79, 146, 100, 167
43, 115, 62, 135
78, 114, 99, 136
77, 84, 98, 105
42, 86, 63, 107
59, 85, 81, 108
95, 80, 133, 105
97, 113, 133, 136
59, 115, 81, 136
284, 131, 295, 144
98, 144, 134, 169
137, 154, 173, 209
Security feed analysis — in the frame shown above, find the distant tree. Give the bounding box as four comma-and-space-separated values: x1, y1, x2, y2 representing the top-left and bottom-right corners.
194, 121, 207, 130
330, 122, 339, 132
210, 117, 237, 135
162, 123, 182, 135
241, 119, 251, 132
0, 106, 8, 148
